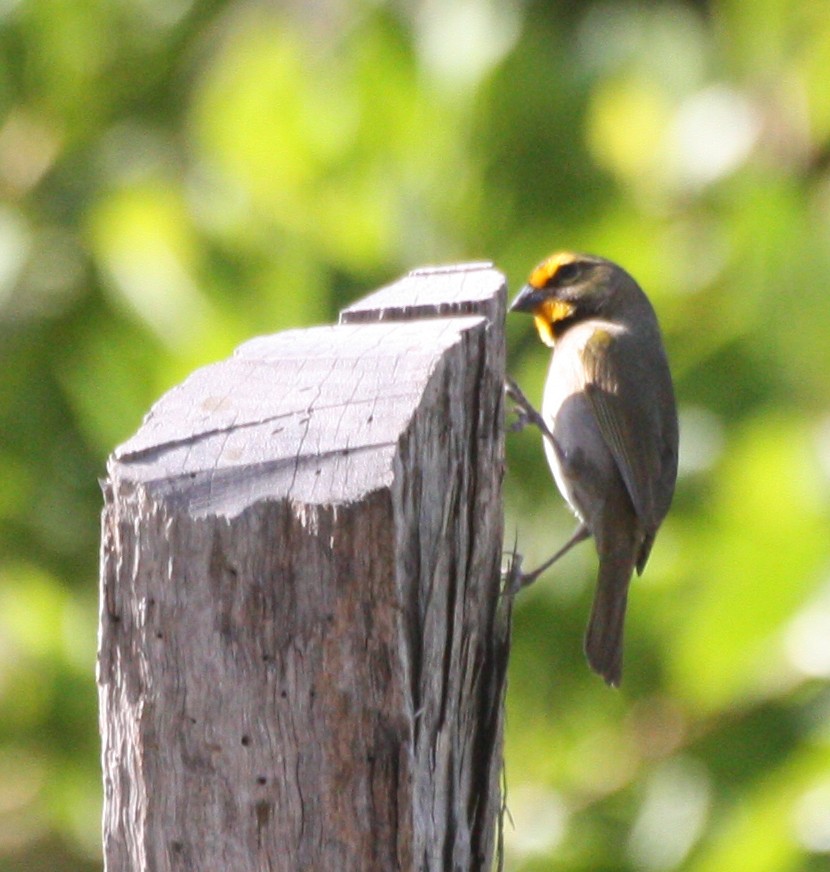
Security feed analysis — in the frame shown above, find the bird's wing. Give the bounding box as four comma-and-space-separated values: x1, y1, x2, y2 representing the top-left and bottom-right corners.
579, 326, 664, 531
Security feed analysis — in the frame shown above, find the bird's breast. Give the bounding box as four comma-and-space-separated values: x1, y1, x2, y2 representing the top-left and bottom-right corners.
541, 331, 619, 523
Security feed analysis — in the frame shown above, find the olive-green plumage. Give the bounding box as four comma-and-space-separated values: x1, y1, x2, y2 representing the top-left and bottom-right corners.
511, 253, 678, 686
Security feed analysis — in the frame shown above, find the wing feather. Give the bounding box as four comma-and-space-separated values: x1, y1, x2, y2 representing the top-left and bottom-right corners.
580, 327, 666, 531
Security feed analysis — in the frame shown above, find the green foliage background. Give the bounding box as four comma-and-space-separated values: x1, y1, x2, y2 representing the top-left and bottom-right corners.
2, 0, 830, 869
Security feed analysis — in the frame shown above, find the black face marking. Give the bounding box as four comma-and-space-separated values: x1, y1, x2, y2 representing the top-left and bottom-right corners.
554, 261, 582, 285
551, 311, 582, 340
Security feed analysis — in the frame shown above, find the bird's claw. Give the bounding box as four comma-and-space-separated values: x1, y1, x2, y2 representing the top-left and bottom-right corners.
507, 408, 532, 433
501, 546, 534, 597
504, 376, 554, 443
501, 529, 521, 598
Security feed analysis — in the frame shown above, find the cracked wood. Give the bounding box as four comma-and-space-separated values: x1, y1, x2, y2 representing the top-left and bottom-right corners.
98, 263, 510, 872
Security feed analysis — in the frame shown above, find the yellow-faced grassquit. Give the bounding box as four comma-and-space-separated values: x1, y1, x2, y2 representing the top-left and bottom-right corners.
509, 252, 678, 687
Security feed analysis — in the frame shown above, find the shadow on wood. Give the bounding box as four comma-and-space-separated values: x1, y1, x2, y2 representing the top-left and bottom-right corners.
98, 263, 511, 871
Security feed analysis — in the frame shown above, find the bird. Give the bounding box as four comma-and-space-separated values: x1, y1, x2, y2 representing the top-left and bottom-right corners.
507, 252, 678, 687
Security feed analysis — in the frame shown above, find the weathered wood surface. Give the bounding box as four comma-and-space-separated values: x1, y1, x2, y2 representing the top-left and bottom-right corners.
98, 263, 510, 871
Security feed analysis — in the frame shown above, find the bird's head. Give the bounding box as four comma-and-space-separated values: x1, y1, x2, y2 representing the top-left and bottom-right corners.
510, 252, 639, 347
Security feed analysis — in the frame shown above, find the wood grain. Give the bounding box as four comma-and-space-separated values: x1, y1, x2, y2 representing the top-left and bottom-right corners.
98, 263, 509, 871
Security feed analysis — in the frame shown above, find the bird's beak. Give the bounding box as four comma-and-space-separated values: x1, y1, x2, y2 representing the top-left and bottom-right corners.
510, 283, 544, 313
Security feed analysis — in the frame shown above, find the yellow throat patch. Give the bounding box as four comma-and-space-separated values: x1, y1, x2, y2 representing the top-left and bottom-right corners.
533, 298, 575, 347
527, 251, 580, 346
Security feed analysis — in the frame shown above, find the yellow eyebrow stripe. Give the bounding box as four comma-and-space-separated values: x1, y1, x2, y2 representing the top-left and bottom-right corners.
528, 251, 579, 289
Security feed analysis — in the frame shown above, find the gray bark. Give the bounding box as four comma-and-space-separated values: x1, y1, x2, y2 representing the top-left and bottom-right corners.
98, 262, 510, 871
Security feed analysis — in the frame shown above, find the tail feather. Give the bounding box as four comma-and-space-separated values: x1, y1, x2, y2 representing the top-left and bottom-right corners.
584, 555, 634, 687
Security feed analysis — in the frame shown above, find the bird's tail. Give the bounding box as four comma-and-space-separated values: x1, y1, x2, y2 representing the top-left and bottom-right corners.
584, 553, 635, 687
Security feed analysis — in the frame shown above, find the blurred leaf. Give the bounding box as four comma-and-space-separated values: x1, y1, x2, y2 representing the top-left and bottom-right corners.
2, 1, 830, 869
668, 415, 829, 709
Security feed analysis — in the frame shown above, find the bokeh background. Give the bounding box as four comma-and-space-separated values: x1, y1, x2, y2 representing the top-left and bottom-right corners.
2, 0, 830, 869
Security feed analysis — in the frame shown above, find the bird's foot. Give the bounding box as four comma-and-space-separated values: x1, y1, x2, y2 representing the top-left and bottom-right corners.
505, 376, 554, 443
501, 523, 591, 597
501, 548, 523, 597
501, 552, 553, 597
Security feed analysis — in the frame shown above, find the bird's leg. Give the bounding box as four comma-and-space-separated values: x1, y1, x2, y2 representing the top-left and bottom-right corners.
504, 523, 591, 595
505, 376, 555, 445
503, 376, 589, 592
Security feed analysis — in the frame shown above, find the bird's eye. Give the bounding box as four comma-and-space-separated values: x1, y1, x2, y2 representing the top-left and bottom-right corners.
555, 262, 581, 283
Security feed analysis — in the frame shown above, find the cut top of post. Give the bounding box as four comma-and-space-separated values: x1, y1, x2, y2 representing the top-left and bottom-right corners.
107, 263, 506, 519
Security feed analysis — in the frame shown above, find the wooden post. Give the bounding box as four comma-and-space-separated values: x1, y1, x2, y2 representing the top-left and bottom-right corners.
98, 263, 510, 872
